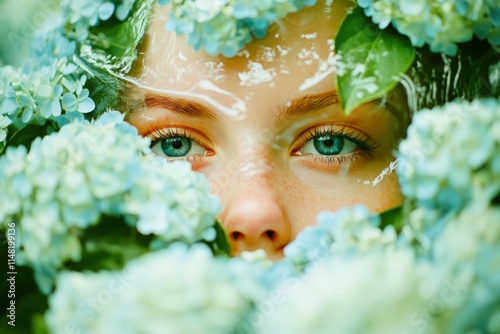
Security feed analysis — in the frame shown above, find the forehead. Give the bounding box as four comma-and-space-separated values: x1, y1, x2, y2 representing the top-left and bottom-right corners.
130, 1, 352, 98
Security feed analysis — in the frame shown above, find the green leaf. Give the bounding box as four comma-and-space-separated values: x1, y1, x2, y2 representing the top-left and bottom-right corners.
78, 0, 156, 115
66, 216, 153, 272
204, 220, 231, 257
32, 314, 50, 334
335, 6, 416, 114
5, 124, 51, 151
0, 241, 48, 334
379, 206, 403, 232
84, 0, 156, 74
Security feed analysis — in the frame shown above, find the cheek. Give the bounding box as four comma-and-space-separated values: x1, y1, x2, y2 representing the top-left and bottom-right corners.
354, 172, 404, 212
282, 162, 403, 233
198, 154, 403, 240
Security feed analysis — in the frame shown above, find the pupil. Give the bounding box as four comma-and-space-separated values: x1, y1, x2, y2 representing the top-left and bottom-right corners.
172, 139, 183, 149
314, 135, 343, 155
323, 138, 334, 147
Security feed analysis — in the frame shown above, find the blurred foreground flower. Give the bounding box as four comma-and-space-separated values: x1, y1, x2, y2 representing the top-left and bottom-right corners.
398, 98, 500, 235
0, 111, 220, 293
258, 203, 500, 334
46, 244, 267, 334
283, 205, 399, 272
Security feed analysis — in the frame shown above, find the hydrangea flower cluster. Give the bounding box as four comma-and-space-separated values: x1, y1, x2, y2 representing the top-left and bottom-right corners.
430, 205, 500, 332
43, 198, 500, 334
283, 205, 399, 272
159, 0, 317, 57
60, 0, 138, 41
260, 250, 452, 334
46, 244, 267, 334
1, 0, 499, 332
0, 111, 220, 293
397, 99, 500, 223
0, 62, 94, 126
358, 0, 500, 56
259, 201, 500, 334
0, 39, 93, 153
0, 0, 140, 153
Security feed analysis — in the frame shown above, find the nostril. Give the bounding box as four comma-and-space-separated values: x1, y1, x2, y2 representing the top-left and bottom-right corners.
265, 230, 276, 241
231, 231, 243, 241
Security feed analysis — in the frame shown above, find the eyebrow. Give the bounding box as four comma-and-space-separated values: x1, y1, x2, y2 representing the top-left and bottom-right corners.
138, 90, 397, 122
141, 91, 339, 120
278, 90, 340, 121
143, 93, 217, 120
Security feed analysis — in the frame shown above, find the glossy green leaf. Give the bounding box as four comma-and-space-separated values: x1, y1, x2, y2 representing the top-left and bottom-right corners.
335, 6, 416, 114
204, 220, 231, 257
379, 206, 403, 232
84, 0, 155, 74
6, 124, 51, 152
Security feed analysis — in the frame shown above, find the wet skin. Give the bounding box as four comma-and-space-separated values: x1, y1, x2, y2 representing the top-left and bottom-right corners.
124, 0, 406, 260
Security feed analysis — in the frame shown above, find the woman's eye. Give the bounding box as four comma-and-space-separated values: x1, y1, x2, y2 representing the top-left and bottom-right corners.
300, 134, 358, 156
151, 135, 206, 158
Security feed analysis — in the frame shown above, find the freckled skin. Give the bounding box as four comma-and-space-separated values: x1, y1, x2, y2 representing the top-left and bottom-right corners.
125, 0, 405, 260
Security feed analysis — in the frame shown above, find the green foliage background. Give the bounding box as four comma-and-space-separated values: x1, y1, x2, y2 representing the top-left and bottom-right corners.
0, 0, 61, 66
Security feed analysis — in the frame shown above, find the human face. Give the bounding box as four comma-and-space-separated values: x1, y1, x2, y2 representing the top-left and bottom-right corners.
124, 0, 406, 260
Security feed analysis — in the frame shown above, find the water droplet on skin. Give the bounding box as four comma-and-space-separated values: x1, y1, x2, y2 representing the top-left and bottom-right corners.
177, 51, 187, 61
238, 61, 276, 87
301, 33, 317, 39
298, 51, 337, 91
276, 45, 290, 57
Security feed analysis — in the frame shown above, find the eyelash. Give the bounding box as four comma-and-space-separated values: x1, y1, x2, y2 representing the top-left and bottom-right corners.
295, 125, 379, 166
147, 125, 379, 166
148, 126, 206, 161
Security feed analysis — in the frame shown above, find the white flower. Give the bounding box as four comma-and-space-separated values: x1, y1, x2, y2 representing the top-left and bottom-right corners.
0, 111, 220, 293
0, 43, 94, 141
60, 0, 136, 35
259, 250, 452, 334
161, 0, 317, 57
358, 0, 500, 56
430, 205, 500, 332
397, 99, 500, 225
46, 244, 268, 334
283, 205, 399, 272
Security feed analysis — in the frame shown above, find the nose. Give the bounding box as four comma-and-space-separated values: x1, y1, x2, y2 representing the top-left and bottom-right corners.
220, 176, 291, 260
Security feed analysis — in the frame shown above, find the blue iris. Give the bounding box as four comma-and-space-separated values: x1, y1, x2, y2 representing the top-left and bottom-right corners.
314, 135, 344, 155
161, 137, 192, 157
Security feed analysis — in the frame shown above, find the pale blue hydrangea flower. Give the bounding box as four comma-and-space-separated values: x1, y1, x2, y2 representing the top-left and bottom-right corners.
29, 31, 77, 67
358, 0, 500, 56
160, 0, 317, 57
0, 113, 12, 151
259, 250, 454, 334
431, 205, 500, 332
46, 244, 268, 334
283, 205, 399, 272
261, 203, 499, 333
397, 99, 500, 222
0, 0, 137, 154
0, 111, 220, 293
0, 61, 95, 131
0, 35, 96, 151
60, 0, 138, 40
117, 0, 139, 20
57, 0, 137, 41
